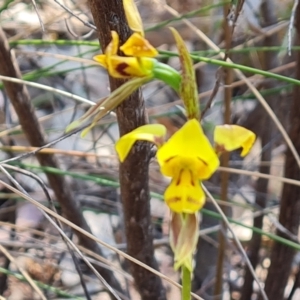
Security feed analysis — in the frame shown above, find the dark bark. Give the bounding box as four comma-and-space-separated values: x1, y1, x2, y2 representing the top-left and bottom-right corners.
214, 2, 233, 296
0, 26, 123, 298
87, 1, 166, 299
288, 264, 300, 300
262, 4, 300, 298
241, 1, 280, 299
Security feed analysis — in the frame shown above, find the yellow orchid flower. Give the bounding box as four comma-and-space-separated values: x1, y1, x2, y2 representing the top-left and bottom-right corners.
157, 119, 219, 213
116, 119, 219, 213
94, 31, 157, 79
115, 119, 256, 214
214, 124, 256, 157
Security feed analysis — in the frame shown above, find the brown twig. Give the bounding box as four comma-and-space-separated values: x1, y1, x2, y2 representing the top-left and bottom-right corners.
262, 2, 300, 299
241, 0, 280, 298
87, 1, 166, 299
214, 1, 235, 297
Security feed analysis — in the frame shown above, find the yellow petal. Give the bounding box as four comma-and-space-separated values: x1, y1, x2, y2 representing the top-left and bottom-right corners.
164, 169, 205, 213
93, 31, 119, 68
106, 31, 119, 55
214, 124, 256, 157
120, 33, 158, 57
107, 56, 155, 78
115, 124, 166, 162
93, 54, 108, 68
123, 0, 144, 35
157, 119, 219, 180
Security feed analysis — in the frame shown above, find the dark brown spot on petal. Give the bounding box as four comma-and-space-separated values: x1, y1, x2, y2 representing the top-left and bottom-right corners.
189, 170, 195, 186
197, 157, 208, 166
176, 170, 183, 186
116, 62, 130, 77
187, 197, 200, 205
165, 156, 176, 163
167, 197, 181, 204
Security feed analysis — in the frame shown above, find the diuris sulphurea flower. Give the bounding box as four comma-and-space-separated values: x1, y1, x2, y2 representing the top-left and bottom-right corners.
115, 118, 255, 213
115, 118, 255, 273
93, 30, 181, 91
93, 31, 158, 79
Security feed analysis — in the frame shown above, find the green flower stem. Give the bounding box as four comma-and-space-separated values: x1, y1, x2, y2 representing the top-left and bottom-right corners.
191, 46, 300, 56
153, 62, 181, 92
191, 55, 300, 85
159, 50, 300, 87
182, 265, 191, 300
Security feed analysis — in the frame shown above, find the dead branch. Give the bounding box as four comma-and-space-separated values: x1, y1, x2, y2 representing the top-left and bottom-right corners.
262, 2, 300, 299
87, 1, 166, 299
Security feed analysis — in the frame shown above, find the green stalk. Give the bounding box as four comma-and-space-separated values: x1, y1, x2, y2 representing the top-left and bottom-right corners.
153, 62, 181, 91
159, 50, 300, 87
182, 265, 191, 300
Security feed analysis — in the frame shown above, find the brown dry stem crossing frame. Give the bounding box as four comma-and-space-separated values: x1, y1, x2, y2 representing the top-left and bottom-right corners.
87, 0, 167, 299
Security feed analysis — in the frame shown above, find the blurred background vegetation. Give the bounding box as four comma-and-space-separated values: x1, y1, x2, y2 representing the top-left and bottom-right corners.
0, 0, 300, 299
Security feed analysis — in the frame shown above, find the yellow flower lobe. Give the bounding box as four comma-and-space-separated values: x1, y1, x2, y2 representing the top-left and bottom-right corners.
120, 33, 158, 57
164, 168, 205, 213
214, 124, 256, 157
157, 119, 219, 180
115, 124, 167, 162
